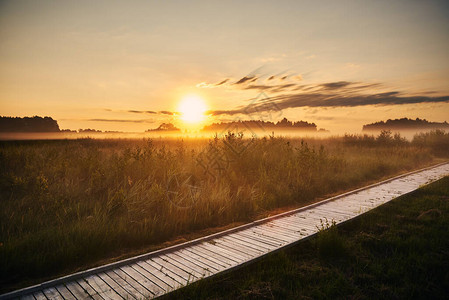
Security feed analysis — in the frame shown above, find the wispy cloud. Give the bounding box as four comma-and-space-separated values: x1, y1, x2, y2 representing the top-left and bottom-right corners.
159, 111, 175, 115
234, 76, 258, 85
128, 110, 157, 114
208, 89, 449, 116
105, 109, 175, 115
88, 119, 155, 123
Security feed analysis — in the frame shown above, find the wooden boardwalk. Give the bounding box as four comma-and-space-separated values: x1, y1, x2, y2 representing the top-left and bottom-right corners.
2, 162, 449, 300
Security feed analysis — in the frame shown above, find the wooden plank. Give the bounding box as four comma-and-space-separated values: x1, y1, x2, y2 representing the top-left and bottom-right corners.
239, 229, 288, 247
256, 224, 308, 239
104, 270, 146, 300
236, 229, 285, 247
185, 245, 237, 267
76, 279, 103, 300
169, 251, 218, 273
42, 287, 63, 300
114, 267, 160, 297
163, 252, 214, 278
215, 236, 265, 257
270, 218, 317, 231
159, 253, 206, 279
150, 256, 197, 283
187, 244, 238, 267
139, 259, 187, 288
121, 264, 169, 294
255, 224, 300, 240
176, 248, 225, 271
19, 295, 35, 300
64, 281, 93, 300
210, 239, 257, 259
230, 231, 280, 250
84, 275, 123, 300
312, 207, 355, 218
222, 234, 272, 253
243, 227, 292, 243
55, 285, 76, 300
317, 202, 358, 214
290, 213, 325, 223
32, 292, 46, 300
248, 227, 296, 243
331, 198, 375, 208
97, 272, 137, 300
198, 242, 248, 262
264, 222, 304, 236
272, 219, 317, 233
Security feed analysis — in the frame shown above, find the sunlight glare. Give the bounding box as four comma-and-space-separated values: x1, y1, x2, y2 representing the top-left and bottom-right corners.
178, 95, 208, 124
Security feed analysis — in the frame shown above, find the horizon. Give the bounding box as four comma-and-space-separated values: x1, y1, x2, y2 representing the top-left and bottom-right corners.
1, 0, 449, 133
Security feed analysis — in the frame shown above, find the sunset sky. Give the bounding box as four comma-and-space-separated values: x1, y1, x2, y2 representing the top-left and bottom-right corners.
1, 0, 448, 133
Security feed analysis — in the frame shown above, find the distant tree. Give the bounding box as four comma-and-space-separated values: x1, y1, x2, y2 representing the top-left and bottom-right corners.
202, 118, 318, 132
363, 117, 449, 131
78, 128, 102, 133
0, 116, 60, 132
146, 123, 180, 132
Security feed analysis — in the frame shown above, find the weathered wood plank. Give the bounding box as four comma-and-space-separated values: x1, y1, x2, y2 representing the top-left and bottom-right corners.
159, 253, 205, 279
32, 292, 46, 300
187, 244, 239, 266
140, 259, 186, 288
104, 270, 146, 300
76, 279, 103, 300
209, 239, 256, 259
248, 227, 296, 243
163, 253, 213, 278
231, 231, 281, 250
84, 275, 122, 300
230, 230, 284, 248
150, 256, 197, 284
121, 264, 167, 295
65, 281, 93, 300
54, 285, 76, 300
97, 272, 136, 300
175, 249, 224, 272
42, 287, 63, 300
217, 236, 266, 256
222, 234, 272, 253
198, 242, 248, 263
114, 267, 158, 297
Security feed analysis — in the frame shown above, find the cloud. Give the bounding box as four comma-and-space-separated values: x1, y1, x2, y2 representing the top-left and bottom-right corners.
320, 81, 352, 90
88, 119, 155, 123
198, 69, 304, 92
128, 110, 157, 114
216, 79, 229, 86
196, 78, 230, 88
105, 109, 175, 115
159, 111, 175, 115
234, 76, 258, 85
208, 90, 449, 116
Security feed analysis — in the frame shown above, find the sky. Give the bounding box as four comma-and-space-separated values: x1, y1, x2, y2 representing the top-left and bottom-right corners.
1, 0, 448, 133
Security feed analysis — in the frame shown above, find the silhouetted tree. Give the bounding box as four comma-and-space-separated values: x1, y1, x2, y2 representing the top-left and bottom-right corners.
0, 116, 60, 132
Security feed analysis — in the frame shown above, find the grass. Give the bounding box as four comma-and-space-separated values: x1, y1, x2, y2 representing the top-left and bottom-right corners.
0, 130, 448, 292
165, 176, 449, 299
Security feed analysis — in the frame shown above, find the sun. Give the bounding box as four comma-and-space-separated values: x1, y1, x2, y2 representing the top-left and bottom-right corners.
178, 94, 208, 124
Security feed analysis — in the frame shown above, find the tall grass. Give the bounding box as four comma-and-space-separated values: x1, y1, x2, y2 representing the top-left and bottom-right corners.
0, 130, 448, 291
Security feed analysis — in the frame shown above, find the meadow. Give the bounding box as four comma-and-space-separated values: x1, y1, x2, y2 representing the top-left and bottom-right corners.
1, 130, 448, 292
